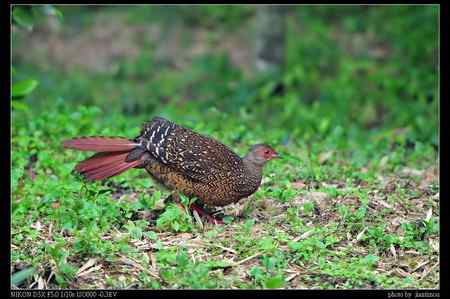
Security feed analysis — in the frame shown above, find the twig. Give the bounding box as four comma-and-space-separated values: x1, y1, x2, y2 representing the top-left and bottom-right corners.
292, 230, 314, 242
46, 271, 54, 285
192, 209, 204, 230
76, 258, 97, 277
149, 252, 157, 272
233, 252, 262, 266
48, 222, 53, 242
206, 242, 238, 254
77, 265, 102, 278
119, 254, 160, 280
412, 260, 430, 273
419, 260, 439, 281
395, 268, 410, 278
28, 277, 37, 289
285, 272, 300, 282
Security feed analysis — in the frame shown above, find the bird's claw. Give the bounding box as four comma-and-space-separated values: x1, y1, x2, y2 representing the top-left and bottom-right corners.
190, 203, 224, 225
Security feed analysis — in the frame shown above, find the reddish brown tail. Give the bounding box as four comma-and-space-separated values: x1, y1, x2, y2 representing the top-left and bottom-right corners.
63, 137, 143, 181
63, 137, 139, 152
76, 151, 143, 181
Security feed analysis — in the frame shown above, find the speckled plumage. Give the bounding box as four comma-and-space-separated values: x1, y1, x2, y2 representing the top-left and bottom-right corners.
64, 116, 278, 207
131, 117, 265, 206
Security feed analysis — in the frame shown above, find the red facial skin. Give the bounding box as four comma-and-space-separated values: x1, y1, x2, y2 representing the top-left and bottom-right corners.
258, 147, 280, 161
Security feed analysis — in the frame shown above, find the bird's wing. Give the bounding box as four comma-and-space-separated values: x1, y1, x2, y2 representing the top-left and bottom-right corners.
137, 117, 241, 183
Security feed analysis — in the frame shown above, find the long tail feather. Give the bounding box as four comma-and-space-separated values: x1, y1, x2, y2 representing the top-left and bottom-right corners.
84, 159, 143, 181
82, 155, 128, 176
75, 151, 144, 181
63, 137, 139, 152
75, 151, 129, 173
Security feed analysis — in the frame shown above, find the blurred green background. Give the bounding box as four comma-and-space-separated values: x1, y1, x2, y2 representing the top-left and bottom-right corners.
12, 5, 438, 145
11, 4, 440, 188
12, 4, 439, 191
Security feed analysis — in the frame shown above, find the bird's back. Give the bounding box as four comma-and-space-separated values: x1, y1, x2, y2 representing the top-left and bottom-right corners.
136, 117, 245, 184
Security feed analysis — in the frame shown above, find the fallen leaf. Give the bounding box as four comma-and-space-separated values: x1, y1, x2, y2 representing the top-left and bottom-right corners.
179, 233, 193, 239
76, 258, 97, 277
292, 230, 314, 242
379, 156, 389, 168
356, 227, 367, 241
432, 193, 439, 200
30, 221, 42, 231
292, 196, 307, 206
425, 208, 432, 222
391, 217, 407, 227
148, 252, 157, 272
419, 260, 439, 281
308, 192, 330, 202
378, 199, 393, 209
318, 150, 334, 164
429, 238, 439, 252
404, 250, 420, 255
37, 276, 46, 289
395, 268, 410, 278
292, 181, 306, 189
390, 244, 397, 261
412, 260, 430, 273
400, 167, 424, 177
419, 166, 438, 189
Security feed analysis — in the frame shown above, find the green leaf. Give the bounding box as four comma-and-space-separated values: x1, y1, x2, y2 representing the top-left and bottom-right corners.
176, 251, 189, 268
41, 5, 64, 20
259, 237, 275, 252
222, 216, 234, 224
287, 240, 302, 251
144, 231, 158, 240
363, 254, 379, 267
172, 221, 180, 231
11, 267, 36, 286
58, 262, 77, 279
179, 193, 190, 208
12, 100, 30, 111
249, 266, 264, 280
129, 226, 143, 240
264, 275, 285, 289
12, 7, 34, 30
12, 80, 38, 98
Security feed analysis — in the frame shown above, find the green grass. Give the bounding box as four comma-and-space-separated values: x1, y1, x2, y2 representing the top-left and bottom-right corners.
12, 5, 439, 289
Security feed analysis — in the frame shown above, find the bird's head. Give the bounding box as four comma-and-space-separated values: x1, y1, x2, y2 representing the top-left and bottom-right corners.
244, 144, 280, 167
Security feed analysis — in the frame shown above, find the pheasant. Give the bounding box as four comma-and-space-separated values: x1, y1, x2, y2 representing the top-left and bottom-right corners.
63, 117, 279, 224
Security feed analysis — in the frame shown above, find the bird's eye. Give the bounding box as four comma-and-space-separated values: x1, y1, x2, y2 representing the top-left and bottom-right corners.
264, 150, 270, 154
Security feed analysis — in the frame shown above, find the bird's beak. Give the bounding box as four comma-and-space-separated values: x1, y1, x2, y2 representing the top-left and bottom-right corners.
273, 153, 281, 159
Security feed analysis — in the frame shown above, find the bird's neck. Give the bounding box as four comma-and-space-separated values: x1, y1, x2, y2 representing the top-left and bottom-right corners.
242, 158, 264, 183
237, 159, 264, 196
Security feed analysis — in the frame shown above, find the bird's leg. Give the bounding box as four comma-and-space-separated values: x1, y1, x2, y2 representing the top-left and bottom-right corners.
169, 193, 223, 225
190, 203, 224, 225
169, 193, 188, 213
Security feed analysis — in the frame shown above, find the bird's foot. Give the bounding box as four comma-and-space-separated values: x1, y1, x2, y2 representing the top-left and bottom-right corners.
190, 203, 224, 225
